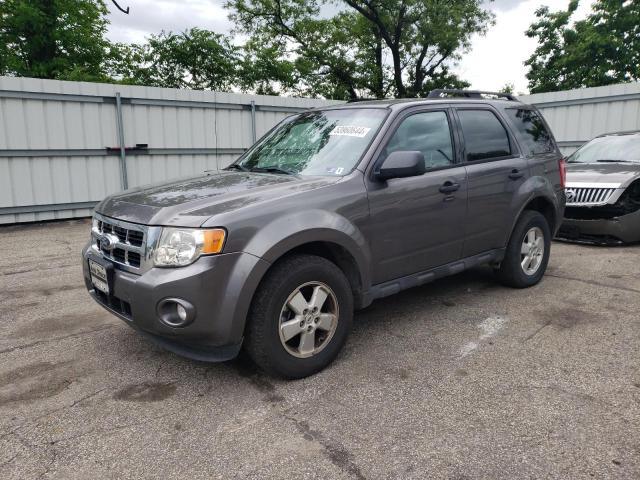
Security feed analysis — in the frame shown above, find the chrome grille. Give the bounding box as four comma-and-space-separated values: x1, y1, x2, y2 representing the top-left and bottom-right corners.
564, 187, 616, 206
91, 214, 147, 270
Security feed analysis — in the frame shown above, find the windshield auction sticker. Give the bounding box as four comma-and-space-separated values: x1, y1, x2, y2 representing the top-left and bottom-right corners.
329, 126, 371, 138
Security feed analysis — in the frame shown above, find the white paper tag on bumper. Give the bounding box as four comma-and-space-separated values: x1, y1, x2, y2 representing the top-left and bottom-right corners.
329, 125, 371, 138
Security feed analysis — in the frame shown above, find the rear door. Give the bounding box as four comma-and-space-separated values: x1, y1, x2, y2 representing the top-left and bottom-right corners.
503, 106, 559, 182
453, 106, 528, 257
365, 107, 468, 284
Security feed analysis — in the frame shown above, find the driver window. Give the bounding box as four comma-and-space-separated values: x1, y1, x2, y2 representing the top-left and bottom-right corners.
386, 111, 454, 169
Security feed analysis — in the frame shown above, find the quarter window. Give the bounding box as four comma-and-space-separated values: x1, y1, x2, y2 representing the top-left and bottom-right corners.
505, 108, 554, 155
458, 110, 511, 161
385, 111, 454, 169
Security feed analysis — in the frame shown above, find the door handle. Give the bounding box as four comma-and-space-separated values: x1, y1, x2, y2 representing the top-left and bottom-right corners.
508, 169, 524, 180
439, 181, 460, 194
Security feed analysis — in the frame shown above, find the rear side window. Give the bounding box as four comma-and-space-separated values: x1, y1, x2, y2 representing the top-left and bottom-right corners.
385, 111, 454, 169
457, 109, 511, 161
506, 108, 554, 155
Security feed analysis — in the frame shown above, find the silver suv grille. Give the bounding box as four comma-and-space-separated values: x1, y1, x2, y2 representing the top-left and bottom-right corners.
564, 187, 616, 206
91, 215, 147, 269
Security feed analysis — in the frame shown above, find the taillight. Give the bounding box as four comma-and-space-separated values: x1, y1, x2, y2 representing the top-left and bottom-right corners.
558, 158, 566, 189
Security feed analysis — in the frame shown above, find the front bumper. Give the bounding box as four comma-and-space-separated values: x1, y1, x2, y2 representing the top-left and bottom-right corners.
558, 208, 640, 244
82, 244, 270, 361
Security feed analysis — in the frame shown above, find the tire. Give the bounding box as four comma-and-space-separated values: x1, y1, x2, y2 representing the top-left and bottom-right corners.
244, 254, 353, 379
495, 210, 551, 288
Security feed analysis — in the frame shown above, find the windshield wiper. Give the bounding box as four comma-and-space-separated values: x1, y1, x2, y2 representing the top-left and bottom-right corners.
596, 159, 635, 163
250, 166, 296, 175
225, 164, 249, 172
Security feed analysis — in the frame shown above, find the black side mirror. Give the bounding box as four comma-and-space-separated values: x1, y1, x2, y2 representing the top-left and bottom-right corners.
376, 151, 426, 180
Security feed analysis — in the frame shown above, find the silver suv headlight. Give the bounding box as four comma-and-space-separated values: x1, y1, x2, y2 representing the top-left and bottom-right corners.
154, 228, 226, 267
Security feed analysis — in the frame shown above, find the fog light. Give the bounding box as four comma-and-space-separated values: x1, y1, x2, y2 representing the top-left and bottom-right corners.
157, 298, 195, 328
176, 304, 187, 322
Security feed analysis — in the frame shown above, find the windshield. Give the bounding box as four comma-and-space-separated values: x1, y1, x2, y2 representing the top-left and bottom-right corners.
234, 108, 388, 176
568, 134, 640, 164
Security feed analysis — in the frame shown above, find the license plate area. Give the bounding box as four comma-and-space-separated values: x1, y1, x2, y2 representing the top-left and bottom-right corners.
89, 258, 112, 295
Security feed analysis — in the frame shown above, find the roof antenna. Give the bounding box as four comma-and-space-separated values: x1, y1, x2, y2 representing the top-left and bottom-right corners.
111, 0, 130, 14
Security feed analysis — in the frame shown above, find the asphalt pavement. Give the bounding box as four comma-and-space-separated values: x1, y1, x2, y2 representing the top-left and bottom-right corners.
0, 219, 638, 479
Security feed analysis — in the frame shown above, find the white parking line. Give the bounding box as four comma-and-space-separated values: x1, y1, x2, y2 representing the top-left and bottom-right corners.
460, 316, 507, 358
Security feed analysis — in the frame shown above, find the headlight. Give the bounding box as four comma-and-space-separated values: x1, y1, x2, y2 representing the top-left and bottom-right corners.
154, 228, 226, 267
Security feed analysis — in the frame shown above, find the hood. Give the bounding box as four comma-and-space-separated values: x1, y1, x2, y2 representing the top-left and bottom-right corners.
95, 171, 340, 227
566, 162, 640, 188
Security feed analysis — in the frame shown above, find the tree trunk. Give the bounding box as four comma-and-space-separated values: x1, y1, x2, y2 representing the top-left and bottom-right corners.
390, 45, 405, 97
373, 31, 384, 98
30, 0, 58, 77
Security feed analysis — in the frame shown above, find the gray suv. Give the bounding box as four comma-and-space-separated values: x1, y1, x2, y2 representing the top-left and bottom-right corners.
82, 90, 566, 378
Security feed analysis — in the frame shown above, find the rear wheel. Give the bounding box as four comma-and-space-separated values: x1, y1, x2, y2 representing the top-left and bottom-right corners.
244, 254, 353, 378
496, 210, 551, 288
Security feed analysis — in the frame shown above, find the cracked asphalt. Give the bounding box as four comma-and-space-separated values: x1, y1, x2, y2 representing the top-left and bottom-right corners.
0, 220, 639, 479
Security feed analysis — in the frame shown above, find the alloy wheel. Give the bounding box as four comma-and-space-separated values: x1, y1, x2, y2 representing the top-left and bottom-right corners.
278, 282, 339, 358
521, 226, 545, 276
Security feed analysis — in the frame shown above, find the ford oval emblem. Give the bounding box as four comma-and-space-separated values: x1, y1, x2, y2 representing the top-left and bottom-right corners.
99, 233, 118, 251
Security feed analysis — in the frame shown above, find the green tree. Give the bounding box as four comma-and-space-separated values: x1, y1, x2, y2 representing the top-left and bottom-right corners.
525, 0, 640, 93
226, 0, 493, 99
236, 40, 298, 95
499, 83, 514, 94
0, 0, 111, 80
108, 28, 240, 90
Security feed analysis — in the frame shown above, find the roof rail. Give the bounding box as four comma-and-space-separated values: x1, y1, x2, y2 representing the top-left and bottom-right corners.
427, 89, 518, 101
346, 98, 381, 103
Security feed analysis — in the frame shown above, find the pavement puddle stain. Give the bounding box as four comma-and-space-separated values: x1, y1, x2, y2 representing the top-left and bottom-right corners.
0, 360, 85, 405
524, 307, 604, 342
112, 382, 176, 402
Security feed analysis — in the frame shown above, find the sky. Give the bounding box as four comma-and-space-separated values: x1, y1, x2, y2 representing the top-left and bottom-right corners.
105, 0, 594, 95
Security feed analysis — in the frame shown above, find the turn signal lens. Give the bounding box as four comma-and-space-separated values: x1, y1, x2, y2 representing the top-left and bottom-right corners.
202, 229, 226, 254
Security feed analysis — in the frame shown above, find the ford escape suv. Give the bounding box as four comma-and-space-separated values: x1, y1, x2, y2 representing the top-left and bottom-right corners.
82, 89, 566, 378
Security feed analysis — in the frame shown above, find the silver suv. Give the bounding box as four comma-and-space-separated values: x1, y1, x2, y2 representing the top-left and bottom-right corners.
82, 90, 566, 378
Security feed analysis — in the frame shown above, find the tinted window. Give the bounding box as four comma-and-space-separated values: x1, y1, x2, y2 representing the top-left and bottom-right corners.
458, 110, 511, 161
506, 108, 554, 155
385, 111, 454, 169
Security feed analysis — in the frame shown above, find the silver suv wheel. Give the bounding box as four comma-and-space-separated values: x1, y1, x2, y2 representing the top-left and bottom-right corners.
278, 281, 339, 358
521, 226, 545, 276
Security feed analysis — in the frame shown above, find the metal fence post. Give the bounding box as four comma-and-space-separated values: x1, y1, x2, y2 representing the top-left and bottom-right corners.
115, 92, 128, 190
250, 100, 257, 144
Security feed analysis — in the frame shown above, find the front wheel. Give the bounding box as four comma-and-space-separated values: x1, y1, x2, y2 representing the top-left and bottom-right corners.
244, 254, 353, 379
495, 210, 551, 288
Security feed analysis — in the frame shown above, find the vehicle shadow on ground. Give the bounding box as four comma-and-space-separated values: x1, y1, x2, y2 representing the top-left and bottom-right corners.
83, 265, 506, 399
228, 266, 502, 379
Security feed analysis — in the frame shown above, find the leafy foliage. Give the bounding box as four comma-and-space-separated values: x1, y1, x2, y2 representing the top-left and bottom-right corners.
108, 29, 239, 90
226, 0, 492, 99
0, 0, 111, 80
525, 0, 640, 93
499, 83, 514, 94
0, 0, 495, 99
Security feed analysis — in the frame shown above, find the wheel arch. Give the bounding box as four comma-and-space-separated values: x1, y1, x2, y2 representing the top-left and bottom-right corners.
236, 239, 368, 346
521, 195, 557, 233
271, 240, 365, 306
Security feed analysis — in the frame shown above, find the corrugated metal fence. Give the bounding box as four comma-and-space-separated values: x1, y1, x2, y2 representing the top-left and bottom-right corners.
520, 82, 640, 156
2, 77, 639, 224
0, 77, 340, 224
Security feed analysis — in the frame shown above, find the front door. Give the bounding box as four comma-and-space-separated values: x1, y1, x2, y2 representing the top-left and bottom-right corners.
366, 108, 468, 285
